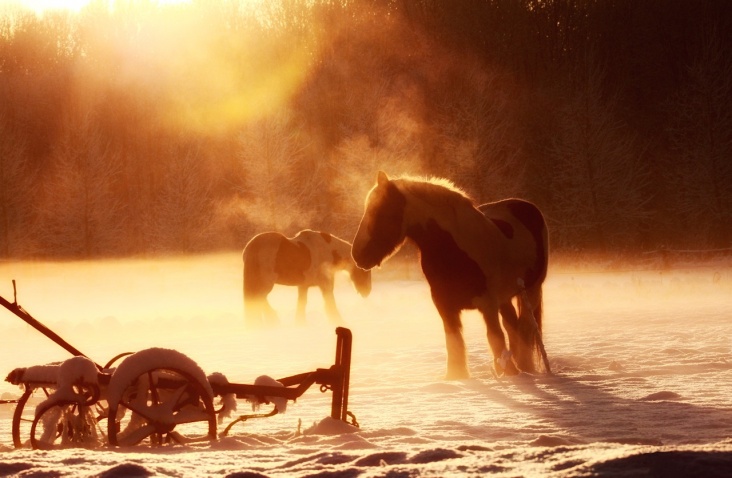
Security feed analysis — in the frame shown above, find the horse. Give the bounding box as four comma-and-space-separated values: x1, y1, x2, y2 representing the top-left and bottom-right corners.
351, 171, 549, 379
243, 229, 372, 326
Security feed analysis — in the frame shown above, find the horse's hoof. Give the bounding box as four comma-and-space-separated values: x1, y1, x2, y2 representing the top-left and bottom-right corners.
503, 361, 520, 376
444, 369, 470, 380
493, 358, 520, 377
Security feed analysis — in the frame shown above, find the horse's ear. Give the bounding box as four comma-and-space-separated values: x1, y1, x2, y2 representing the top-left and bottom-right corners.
377, 170, 389, 186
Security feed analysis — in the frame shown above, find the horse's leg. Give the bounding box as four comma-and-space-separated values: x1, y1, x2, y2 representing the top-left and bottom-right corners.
480, 301, 517, 376
244, 296, 262, 327
245, 291, 276, 327
263, 295, 279, 324
245, 284, 277, 327
320, 281, 343, 324
435, 304, 468, 379
296, 286, 308, 323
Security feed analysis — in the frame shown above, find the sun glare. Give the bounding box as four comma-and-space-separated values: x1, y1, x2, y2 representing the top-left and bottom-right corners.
15, 0, 192, 15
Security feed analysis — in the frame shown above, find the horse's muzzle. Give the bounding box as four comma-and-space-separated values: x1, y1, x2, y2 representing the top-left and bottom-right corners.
352, 235, 387, 271
353, 255, 379, 271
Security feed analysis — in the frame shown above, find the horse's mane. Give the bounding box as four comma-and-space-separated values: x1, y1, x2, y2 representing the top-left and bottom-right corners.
394, 175, 475, 210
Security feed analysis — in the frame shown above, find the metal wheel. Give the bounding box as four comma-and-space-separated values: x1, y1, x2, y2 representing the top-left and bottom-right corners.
106, 348, 217, 447
11, 387, 36, 448
29, 384, 105, 450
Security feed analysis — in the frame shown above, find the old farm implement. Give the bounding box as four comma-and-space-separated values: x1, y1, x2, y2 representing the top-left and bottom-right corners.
1, 281, 357, 449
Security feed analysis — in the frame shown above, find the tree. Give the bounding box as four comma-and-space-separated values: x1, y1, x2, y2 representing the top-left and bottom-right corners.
148, 136, 218, 253
545, 55, 651, 251
36, 107, 124, 258
434, 65, 524, 202
0, 111, 37, 258
235, 109, 312, 235
665, 23, 732, 248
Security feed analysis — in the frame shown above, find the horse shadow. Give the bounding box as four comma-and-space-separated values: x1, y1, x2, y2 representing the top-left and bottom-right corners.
500, 362, 732, 446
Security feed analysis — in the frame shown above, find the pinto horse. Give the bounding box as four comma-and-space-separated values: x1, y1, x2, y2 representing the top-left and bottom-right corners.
243, 229, 371, 326
351, 171, 549, 379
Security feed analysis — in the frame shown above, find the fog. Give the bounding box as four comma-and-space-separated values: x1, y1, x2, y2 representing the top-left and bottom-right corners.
2, 252, 729, 394
1, 254, 731, 475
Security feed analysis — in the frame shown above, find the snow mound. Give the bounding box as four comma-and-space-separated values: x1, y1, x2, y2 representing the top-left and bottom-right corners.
304, 417, 360, 436
97, 463, 154, 478
640, 391, 683, 401
409, 447, 463, 464
531, 435, 584, 447
587, 450, 732, 477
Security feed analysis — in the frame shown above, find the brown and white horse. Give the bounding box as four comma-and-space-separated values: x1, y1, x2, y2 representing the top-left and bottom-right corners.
243, 229, 371, 326
351, 171, 549, 379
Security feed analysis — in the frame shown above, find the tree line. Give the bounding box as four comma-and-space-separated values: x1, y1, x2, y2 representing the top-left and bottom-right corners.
1, 0, 731, 259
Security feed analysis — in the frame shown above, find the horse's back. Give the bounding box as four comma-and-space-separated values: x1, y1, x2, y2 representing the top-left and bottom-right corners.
292, 229, 352, 270
479, 199, 548, 287
243, 232, 285, 266
479, 199, 545, 232
243, 232, 312, 289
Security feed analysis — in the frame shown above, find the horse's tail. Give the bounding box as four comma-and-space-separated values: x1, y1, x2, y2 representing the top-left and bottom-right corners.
520, 285, 543, 334
510, 200, 549, 372
505, 200, 548, 290
533, 209, 549, 337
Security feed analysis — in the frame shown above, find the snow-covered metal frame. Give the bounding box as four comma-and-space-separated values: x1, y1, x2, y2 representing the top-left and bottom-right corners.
1, 281, 356, 449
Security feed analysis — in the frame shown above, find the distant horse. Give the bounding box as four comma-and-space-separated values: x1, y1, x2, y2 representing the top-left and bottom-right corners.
243, 229, 371, 326
351, 171, 549, 379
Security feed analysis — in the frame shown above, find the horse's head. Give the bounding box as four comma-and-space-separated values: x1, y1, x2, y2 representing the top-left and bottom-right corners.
349, 264, 372, 297
351, 171, 407, 270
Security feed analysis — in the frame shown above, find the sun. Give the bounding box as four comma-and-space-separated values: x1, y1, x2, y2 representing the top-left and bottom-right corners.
16, 0, 191, 15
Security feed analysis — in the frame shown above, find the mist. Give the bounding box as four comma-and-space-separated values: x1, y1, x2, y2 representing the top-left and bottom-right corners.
1, 252, 729, 393
1, 254, 731, 475
1, 1, 731, 260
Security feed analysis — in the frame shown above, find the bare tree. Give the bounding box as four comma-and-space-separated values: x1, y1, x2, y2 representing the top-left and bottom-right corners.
36, 108, 123, 258
436, 66, 524, 202
146, 137, 218, 253
0, 113, 38, 258
666, 23, 732, 247
236, 109, 312, 234
546, 56, 651, 250
331, 92, 425, 238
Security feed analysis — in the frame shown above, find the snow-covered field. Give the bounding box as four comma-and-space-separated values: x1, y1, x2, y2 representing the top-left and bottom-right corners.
1, 253, 731, 477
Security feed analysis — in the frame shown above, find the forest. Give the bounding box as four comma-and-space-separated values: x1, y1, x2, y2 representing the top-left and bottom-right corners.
1, 0, 731, 259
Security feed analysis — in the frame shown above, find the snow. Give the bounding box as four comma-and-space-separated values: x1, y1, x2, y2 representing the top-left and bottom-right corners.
208, 372, 238, 424
1, 252, 731, 476
6, 364, 59, 386
105, 347, 214, 408
56, 356, 98, 388
35, 356, 98, 416
252, 375, 288, 413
